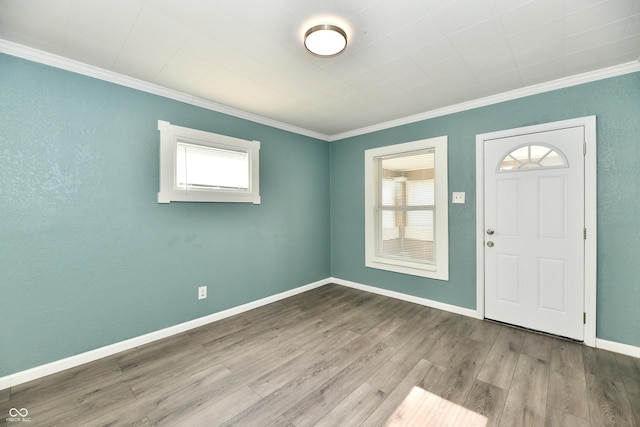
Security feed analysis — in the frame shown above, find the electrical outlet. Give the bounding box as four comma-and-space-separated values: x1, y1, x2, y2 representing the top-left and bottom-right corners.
198, 286, 207, 300
452, 192, 465, 204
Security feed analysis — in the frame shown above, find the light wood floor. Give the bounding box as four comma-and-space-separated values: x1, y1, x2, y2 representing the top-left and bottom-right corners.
2, 284, 639, 426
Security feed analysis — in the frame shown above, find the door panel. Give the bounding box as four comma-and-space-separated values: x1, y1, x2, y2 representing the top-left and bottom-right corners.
496, 179, 520, 236
538, 176, 566, 239
496, 254, 520, 303
484, 126, 585, 340
539, 258, 566, 312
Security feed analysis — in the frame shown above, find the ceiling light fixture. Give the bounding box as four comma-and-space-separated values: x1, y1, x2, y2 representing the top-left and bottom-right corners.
304, 24, 347, 57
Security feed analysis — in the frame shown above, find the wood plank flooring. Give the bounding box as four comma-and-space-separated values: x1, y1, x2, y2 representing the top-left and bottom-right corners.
2, 284, 639, 426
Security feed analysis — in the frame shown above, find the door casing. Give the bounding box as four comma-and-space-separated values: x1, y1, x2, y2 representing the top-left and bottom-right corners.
475, 116, 597, 346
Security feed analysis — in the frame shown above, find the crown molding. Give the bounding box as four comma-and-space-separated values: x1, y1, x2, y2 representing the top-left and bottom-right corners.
329, 60, 640, 142
2, 39, 638, 143
0, 39, 331, 141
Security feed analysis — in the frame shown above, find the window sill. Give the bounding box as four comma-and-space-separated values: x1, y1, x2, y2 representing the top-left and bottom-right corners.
366, 258, 449, 281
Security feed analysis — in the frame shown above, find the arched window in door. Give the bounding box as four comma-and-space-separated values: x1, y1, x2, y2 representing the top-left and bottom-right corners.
498, 143, 568, 172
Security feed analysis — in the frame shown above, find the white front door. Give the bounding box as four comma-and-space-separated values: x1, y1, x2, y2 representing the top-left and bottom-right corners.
483, 126, 585, 340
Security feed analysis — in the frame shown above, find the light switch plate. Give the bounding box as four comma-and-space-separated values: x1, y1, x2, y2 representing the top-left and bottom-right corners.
452, 192, 465, 204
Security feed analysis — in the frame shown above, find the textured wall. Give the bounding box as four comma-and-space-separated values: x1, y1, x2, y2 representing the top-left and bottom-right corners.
0, 54, 331, 376
330, 72, 640, 348
1, 52, 639, 378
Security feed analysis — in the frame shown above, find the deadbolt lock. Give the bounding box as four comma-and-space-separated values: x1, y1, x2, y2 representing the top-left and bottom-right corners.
486, 229, 494, 235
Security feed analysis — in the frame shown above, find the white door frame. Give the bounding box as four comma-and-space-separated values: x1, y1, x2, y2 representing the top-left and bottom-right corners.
476, 116, 597, 347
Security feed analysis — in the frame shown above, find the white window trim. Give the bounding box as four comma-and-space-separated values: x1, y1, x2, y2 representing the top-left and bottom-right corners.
158, 120, 260, 204
365, 136, 449, 280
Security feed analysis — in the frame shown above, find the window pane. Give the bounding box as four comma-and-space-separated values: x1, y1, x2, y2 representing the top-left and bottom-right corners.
529, 145, 552, 163
406, 210, 433, 230
379, 208, 435, 264
380, 151, 435, 207
499, 144, 568, 172
406, 179, 434, 206
381, 179, 396, 206
381, 210, 399, 240
509, 146, 529, 162
539, 151, 565, 167
177, 142, 249, 190
377, 149, 436, 265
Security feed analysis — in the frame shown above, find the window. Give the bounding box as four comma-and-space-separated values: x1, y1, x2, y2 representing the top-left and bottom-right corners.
365, 136, 448, 280
498, 143, 567, 172
158, 120, 260, 204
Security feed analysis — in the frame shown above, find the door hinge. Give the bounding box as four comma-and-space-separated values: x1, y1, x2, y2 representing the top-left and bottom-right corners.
583, 228, 587, 240
583, 312, 587, 324
583, 142, 587, 155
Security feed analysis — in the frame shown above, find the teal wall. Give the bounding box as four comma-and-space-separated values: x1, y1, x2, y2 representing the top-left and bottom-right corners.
1, 52, 639, 378
330, 72, 640, 348
0, 54, 331, 377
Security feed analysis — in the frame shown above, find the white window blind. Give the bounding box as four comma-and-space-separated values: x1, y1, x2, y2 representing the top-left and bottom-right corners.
176, 142, 249, 190
377, 152, 436, 265
406, 179, 434, 206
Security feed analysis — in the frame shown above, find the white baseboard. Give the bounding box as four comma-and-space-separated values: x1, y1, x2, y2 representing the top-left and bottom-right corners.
0, 278, 331, 391
332, 277, 640, 359
0, 376, 10, 391
330, 277, 481, 319
596, 338, 640, 358
4, 277, 638, 391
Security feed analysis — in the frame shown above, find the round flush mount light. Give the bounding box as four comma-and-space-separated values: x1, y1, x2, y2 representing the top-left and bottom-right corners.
304, 24, 347, 57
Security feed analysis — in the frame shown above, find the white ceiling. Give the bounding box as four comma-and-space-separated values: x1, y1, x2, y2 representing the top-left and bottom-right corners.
1, 0, 639, 138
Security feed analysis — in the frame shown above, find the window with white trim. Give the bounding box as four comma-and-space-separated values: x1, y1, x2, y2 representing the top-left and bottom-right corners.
365, 136, 448, 280
158, 120, 260, 204
498, 143, 568, 172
